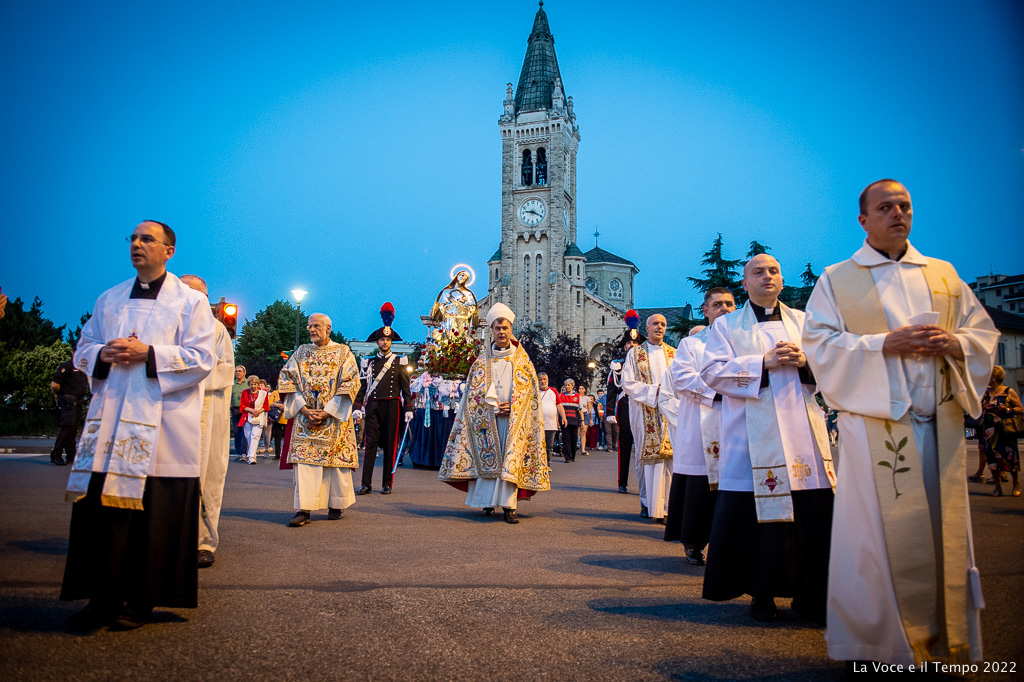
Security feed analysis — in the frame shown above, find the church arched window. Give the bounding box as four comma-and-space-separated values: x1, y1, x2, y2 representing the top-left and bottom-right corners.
576, 264, 581, 278
524, 255, 531, 319
576, 290, 581, 305
535, 148, 547, 185
521, 150, 533, 187
609, 278, 623, 300
536, 254, 543, 321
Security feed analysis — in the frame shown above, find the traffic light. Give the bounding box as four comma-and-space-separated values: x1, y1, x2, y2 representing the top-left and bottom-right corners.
212, 297, 238, 338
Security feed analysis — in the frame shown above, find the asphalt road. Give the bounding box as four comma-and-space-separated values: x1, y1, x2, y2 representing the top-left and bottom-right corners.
1, 446, 1021, 681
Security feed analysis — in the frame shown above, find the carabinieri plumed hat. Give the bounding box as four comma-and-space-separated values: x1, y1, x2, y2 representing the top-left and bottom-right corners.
618, 309, 646, 347
366, 302, 403, 342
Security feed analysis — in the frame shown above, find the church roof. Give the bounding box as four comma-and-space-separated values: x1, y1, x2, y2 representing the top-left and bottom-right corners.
564, 243, 585, 258
488, 244, 502, 262
514, 2, 564, 114
635, 305, 696, 327
985, 305, 1024, 332
584, 245, 636, 268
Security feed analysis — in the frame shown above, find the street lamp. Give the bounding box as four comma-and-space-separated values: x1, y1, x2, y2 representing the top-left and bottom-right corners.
292, 289, 307, 350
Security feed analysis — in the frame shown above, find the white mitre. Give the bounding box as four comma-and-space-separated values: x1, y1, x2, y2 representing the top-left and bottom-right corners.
486, 302, 515, 326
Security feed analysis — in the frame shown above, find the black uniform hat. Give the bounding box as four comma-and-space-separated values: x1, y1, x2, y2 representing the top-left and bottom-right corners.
366, 302, 403, 342
619, 309, 646, 347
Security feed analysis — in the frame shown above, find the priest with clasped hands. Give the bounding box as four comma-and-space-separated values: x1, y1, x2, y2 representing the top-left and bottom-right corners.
804, 179, 997, 667
700, 253, 836, 625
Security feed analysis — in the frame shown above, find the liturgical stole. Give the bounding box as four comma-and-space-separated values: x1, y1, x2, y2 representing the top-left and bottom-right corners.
825, 256, 970, 664
633, 343, 676, 463
727, 303, 834, 523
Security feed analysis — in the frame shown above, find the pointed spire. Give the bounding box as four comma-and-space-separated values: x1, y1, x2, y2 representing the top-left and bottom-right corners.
513, 1, 564, 114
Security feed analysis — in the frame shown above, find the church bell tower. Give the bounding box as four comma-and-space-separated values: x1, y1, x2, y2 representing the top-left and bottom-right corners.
488, 1, 581, 335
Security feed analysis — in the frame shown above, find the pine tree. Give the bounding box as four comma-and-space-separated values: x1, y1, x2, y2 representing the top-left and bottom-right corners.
0, 296, 65, 350
746, 240, 772, 258
687, 233, 743, 299
66, 311, 92, 349
800, 262, 818, 287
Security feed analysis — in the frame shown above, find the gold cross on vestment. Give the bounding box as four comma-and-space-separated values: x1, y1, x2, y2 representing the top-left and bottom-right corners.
931, 277, 960, 331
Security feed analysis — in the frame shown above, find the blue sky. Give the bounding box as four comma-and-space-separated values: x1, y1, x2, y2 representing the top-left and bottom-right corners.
2, 0, 1022, 340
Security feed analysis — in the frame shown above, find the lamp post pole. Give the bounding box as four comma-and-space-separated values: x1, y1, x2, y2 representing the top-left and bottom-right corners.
291, 289, 308, 351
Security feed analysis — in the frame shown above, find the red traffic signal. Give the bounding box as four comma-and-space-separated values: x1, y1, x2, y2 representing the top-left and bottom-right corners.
212, 297, 238, 338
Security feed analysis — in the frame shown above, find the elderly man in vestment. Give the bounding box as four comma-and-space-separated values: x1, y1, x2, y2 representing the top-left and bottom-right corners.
180, 275, 235, 569
700, 254, 836, 624
803, 179, 998, 665
439, 302, 549, 524
666, 287, 737, 565
622, 312, 679, 522
61, 220, 216, 631
278, 313, 361, 528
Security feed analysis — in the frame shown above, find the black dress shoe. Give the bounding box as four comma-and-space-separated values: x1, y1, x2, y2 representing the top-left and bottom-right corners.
482, 507, 494, 516
110, 606, 152, 631
618, 485, 628, 494
684, 547, 705, 566
67, 601, 119, 631
355, 486, 373, 495
51, 457, 68, 466
640, 504, 650, 519
327, 507, 344, 520
197, 549, 216, 568
381, 485, 392, 495
791, 596, 827, 626
750, 596, 778, 622
503, 508, 519, 524
288, 511, 310, 527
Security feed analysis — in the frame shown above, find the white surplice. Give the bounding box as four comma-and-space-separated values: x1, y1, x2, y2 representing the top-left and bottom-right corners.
670, 329, 718, 476
74, 274, 217, 479
804, 240, 998, 665
199, 320, 234, 552
622, 341, 679, 518
700, 308, 831, 493
466, 344, 519, 510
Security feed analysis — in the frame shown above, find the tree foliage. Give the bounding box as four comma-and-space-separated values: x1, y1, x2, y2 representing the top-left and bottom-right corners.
527, 331, 593, 391
800, 262, 819, 287
516, 328, 546, 373
687, 233, 743, 300
0, 296, 65, 350
66, 311, 92, 349
0, 340, 72, 408
746, 240, 772, 258
668, 317, 702, 339
234, 300, 309, 377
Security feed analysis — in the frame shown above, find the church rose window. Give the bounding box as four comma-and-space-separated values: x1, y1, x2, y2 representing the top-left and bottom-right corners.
585, 277, 597, 293
609, 278, 623, 299
522, 150, 533, 187
536, 148, 547, 185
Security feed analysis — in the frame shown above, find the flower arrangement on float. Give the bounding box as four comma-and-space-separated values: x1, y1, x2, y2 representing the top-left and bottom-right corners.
422, 325, 481, 379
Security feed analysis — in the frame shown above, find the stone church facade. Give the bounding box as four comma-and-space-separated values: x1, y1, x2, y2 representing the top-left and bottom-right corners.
479, 2, 639, 365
